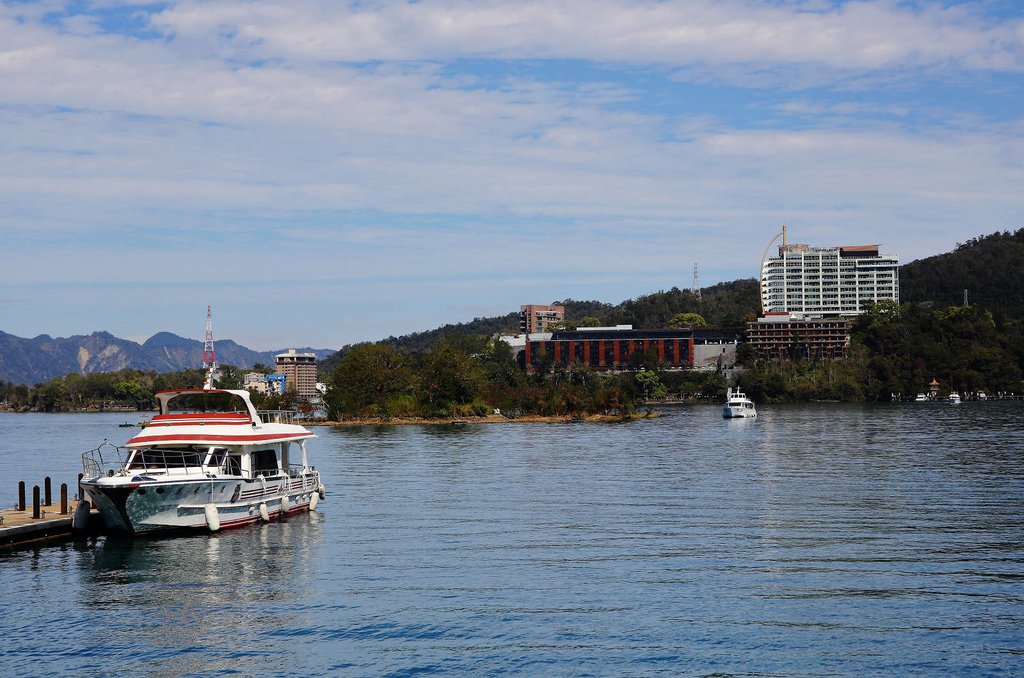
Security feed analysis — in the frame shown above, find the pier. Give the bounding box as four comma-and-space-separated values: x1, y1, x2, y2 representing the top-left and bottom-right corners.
1, 476, 98, 549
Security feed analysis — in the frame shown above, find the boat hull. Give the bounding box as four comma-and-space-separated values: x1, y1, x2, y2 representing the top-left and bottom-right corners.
723, 406, 757, 418
82, 473, 322, 534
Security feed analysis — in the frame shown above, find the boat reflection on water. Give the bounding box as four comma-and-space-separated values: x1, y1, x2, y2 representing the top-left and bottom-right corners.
73, 512, 325, 674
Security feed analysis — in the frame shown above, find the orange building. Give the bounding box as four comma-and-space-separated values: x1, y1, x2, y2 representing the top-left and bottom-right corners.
275, 349, 318, 399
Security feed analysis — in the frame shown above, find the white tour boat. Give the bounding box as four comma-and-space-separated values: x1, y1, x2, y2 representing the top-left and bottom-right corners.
723, 387, 757, 418
914, 393, 928, 402
79, 388, 325, 534
947, 391, 962, 404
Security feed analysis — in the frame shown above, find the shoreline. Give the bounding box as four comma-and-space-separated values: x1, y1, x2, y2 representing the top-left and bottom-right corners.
312, 412, 661, 427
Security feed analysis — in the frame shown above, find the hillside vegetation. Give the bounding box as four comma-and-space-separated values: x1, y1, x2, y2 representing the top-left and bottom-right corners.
901, 229, 1024, 321
320, 279, 760, 374
737, 228, 1024, 402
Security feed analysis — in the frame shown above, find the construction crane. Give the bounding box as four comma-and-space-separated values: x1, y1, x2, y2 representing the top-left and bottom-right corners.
759, 224, 787, 315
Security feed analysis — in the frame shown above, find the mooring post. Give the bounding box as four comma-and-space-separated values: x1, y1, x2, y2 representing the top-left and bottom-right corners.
77, 473, 84, 501
32, 485, 41, 519
18, 481, 26, 511
61, 484, 68, 515
44, 476, 52, 506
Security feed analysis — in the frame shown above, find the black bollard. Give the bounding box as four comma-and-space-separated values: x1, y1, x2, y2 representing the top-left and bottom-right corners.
61, 484, 68, 515
44, 476, 52, 506
32, 485, 40, 519
18, 481, 25, 511
78, 473, 84, 501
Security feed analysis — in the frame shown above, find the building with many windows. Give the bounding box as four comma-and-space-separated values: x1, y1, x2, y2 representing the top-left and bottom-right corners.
275, 349, 318, 399
520, 304, 565, 334
508, 326, 741, 373
760, 243, 899, 316
243, 371, 271, 395
746, 313, 850, 359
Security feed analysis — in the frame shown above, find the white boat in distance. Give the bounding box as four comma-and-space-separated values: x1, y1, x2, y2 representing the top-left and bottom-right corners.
948, 392, 962, 404
723, 387, 757, 418
914, 393, 928, 402
79, 389, 325, 534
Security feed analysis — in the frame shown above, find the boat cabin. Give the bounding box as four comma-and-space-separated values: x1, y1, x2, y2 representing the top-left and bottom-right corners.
116, 389, 314, 480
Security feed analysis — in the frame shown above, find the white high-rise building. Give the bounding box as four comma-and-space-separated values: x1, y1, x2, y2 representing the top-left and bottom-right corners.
760, 243, 899, 316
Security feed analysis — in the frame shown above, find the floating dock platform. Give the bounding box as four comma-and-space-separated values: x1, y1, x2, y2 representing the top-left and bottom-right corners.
0, 502, 88, 548
2, 477, 102, 549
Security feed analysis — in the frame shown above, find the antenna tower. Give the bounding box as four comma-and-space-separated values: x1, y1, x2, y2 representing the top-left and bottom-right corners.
203, 305, 217, 390
692, 263, 702, 302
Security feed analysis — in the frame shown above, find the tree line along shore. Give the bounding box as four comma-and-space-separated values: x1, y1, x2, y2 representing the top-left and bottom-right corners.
2, 298, 1021, 420
4, 229, 1023, 417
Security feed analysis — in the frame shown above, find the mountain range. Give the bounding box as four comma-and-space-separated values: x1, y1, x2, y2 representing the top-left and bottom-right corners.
0, 330, 335, 385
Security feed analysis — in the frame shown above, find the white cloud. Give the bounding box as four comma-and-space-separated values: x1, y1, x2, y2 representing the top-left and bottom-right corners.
147, 0, 1024, 73
1, 1, 1022, 346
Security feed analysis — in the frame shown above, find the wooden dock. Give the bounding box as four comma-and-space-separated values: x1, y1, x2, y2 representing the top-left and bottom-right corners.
2, 477, 101, 549
0, 501, 82, 548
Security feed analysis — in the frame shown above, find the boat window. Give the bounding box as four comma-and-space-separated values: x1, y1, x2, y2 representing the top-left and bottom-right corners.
251, 449, 279, 477
127, 446, 204, 470
224, 455, 242, 476
163, 391, 248, 415
206, 447, 228, 468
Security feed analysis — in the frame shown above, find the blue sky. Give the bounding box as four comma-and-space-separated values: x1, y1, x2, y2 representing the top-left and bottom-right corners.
2, 0, 1022, 350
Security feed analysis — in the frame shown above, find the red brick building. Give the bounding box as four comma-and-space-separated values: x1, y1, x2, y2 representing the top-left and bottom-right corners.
519, 328, 739, 373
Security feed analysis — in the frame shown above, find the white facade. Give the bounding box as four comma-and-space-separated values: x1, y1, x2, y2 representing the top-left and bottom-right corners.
761, 244, 899, 316
243, 372, 270, 396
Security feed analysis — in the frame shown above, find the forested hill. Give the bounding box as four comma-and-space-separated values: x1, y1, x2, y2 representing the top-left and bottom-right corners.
320, 228, 1024, 375
900, 228, 1024, 321
319, 279, 760, 374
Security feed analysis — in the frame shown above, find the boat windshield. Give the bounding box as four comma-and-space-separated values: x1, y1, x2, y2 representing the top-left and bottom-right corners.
128, 446, 206, 470
162, 391, 248, 415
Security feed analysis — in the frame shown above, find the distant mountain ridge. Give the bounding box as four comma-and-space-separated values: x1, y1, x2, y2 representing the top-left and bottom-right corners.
0, 330, 335, 385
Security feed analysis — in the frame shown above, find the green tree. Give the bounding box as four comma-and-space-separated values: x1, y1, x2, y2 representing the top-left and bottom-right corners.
326, 344, 414, 419
419, 343, 487, 415
668, 312, 708, 329
634, 369, 668, 401
114, 380, 154, 410
214, 364, 244, 390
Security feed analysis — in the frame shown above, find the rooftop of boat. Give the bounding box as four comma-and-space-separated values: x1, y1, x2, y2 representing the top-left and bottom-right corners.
123, 388, 315, 448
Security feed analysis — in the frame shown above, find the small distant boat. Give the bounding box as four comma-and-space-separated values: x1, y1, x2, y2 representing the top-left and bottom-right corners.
948, 392, 961, 404
723, 387, 757, 418
977, 392, 988, 401
118, 422, 136, 428
914, 393, 928, 402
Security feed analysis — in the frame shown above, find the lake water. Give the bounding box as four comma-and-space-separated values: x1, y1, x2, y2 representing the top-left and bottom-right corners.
2, 403, 1023, 676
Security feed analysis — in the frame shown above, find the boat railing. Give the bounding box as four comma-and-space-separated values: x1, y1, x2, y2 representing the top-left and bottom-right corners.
258, 409, 299, 425
82, 441, 128, 479
286, 463, 313, 478
126, 448, 207, 476
83, 443, 209, 479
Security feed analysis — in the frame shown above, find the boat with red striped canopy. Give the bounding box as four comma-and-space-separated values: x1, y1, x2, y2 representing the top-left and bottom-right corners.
79, 388, 325, 534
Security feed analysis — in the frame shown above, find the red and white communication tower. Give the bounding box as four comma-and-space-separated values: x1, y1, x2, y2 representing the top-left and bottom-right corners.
202, 305, 218, 390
